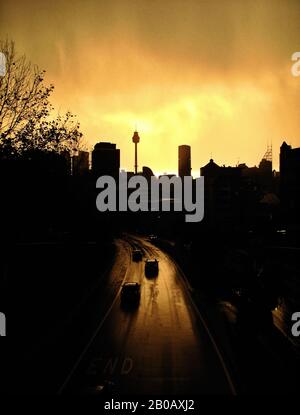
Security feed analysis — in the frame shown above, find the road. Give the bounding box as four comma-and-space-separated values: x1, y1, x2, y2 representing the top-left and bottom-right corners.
61, 235, 235, 395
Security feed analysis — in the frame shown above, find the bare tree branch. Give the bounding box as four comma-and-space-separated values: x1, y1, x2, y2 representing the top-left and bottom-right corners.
0, 39, 83, 158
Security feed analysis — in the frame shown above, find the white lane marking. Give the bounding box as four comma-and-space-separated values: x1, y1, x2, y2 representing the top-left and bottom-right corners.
172, 259, 237, 395
121, 357, 133, 375
129, 235, 237, 395
57, 243, 131, 394
86, 356, 134, 376
104, 358, 119, 375
86, 357, 103, 375
102, 357, 134, 375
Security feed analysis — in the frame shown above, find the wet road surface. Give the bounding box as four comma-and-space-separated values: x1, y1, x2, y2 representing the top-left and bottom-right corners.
62, 235, 235, 395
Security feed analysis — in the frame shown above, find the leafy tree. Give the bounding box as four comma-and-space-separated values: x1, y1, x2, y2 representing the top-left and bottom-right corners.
0, 39, 83, 158
15, 111, 83, 156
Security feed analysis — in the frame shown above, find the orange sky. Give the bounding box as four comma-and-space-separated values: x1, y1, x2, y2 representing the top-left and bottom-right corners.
1, 0, 300, 174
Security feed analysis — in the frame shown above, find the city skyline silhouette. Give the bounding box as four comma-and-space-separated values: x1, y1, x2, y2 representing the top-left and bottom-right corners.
1, 0, 300, 173
1, 0, 300, 399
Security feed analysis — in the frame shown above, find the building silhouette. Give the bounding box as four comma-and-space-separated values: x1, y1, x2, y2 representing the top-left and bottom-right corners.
61, 150, 72, 175
142, 166, 155, 181
238, 146, 273, 194
200, 147, 279, 230
178, 145, 191, 178
201, 159, 241, 228
92, 142, 120, 179
280, 141, 300, 223
72, 151, 89, 176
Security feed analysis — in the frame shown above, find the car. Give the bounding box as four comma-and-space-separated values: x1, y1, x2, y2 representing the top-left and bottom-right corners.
145, 258, 159, 276
121, 282, 141, 305
132, 248, 143, 261
148, 234, 157, 242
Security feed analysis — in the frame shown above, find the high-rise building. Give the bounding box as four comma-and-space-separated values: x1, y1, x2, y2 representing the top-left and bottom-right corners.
178, 145, 191, 178
280, 141, 300, 222
92, 142, 120, 179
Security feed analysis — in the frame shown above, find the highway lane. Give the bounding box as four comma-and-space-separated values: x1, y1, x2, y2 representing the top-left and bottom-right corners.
63, 236, 235, 395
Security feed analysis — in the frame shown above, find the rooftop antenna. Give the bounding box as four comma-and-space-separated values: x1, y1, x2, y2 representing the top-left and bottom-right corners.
263, 142, 272, 163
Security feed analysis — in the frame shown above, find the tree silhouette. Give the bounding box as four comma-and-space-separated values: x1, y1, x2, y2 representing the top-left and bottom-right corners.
15, 111, 83, 156
0, 39, 82, 158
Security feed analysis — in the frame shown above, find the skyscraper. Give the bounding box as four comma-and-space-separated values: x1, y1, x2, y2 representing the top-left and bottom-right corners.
92, 142, 120, 179
178, 145, 191, 178
280, 141, 300, 222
